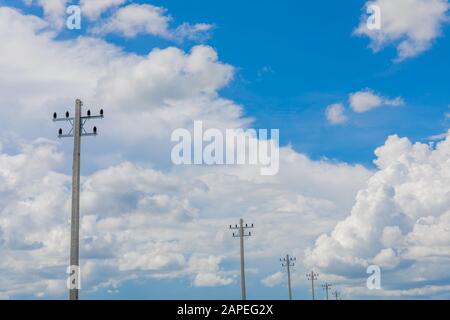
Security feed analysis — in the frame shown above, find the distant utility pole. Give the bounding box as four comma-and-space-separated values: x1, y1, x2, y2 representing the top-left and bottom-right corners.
53, 99, 104, 300
280, 254, 296, 300
333, 291, 341, 300
230, 218, 253, 300
322, 282, 332, 300
306, 270, 319, 300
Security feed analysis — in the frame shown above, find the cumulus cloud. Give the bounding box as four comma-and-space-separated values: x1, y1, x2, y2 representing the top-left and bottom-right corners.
325, 103, 348, 125
0, 139, 371, 298
4, 3, 448, 300
80, 0, 126, 20
22, 0, 68, 29
91, 4, 213, 41
0, 6, 373, 298
189, 256, 233, 287
0, 6, 240, 166
261, 272, 284, 287
349, 89, 405, 113
355, 0, 450, 61
305, 131, 450, 297
428, 132, 449, 141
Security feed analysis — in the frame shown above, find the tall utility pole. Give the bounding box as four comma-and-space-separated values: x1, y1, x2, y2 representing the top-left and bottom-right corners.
333, 291, 341, 300
230, 219, 253, 300
280, 254, 296, 300
322, 282, 332, 300
306, 270, 319, 300
53, 99, 104, 300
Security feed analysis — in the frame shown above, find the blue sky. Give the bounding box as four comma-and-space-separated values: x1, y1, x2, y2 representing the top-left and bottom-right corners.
100, 0, 450, 165
7, 0, 449, 165
0, 0, 449, 300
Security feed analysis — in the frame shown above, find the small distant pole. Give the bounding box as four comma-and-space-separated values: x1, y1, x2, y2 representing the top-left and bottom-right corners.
230, 219, 253, 300
306, 270, 319, 300
322, 283, 332, 300
280, 254, 296, 300
53, 99, 104, 300
333, 291, 341, 300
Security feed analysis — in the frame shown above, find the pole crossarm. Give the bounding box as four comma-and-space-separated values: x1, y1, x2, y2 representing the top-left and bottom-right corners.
306, 270, 319, 281
230, 223, 254, 237
53, 105, 104, 139
280, 255, 296, 267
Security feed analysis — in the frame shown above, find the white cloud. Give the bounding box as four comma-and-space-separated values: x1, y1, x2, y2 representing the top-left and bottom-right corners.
189, 256, 233, 287
349, 89, 405, 113
261, 272, 284, 287
428, 132, 449, 141
92, 4, 171, 38
174, 22, 214, 42
355, 0, 450, 61
4, 4, 449, 299
305, 131, 450, 296
0, 139, 371, 297
193, 273, 233, 287
80, 0, 126, 20
0, 6, 374, 298
91, 4, 213, 41
22, 0, 68, 29
325, 103, 348, 125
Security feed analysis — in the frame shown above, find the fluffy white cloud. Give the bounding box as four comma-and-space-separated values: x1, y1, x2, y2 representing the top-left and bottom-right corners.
305, 131, 450, 297
92, 4, 171, 38
190, 256, 234, 287
0, 139, 371, 298
0, 140, 70, 298
261, 272, 284, 287
325, 103, 348, 125
355, 0, 450, 61
91, 4, 213, 41
349, 89, 404, 113
0, 6, 373, 298
0, 6, 240, 168
80, 0, 126, 20
22, 0, 68, 29
3, 3, 448, 300
428, 132, 449, 141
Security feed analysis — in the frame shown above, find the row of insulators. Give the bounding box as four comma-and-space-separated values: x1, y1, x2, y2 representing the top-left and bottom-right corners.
59, 127, 98, 135
232, 232, 252, 237
229, 224, 254, 228
53, 109, 104, 119
280, 257, 296, 261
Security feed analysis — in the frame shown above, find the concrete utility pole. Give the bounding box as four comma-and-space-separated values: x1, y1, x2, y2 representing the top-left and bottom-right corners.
280, 254, 296, 300
230, 219, 253, 300
306, 270, 319, 300
333, 291, 341, 300
53, 99, 104, 300
322, 282, 332, 300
